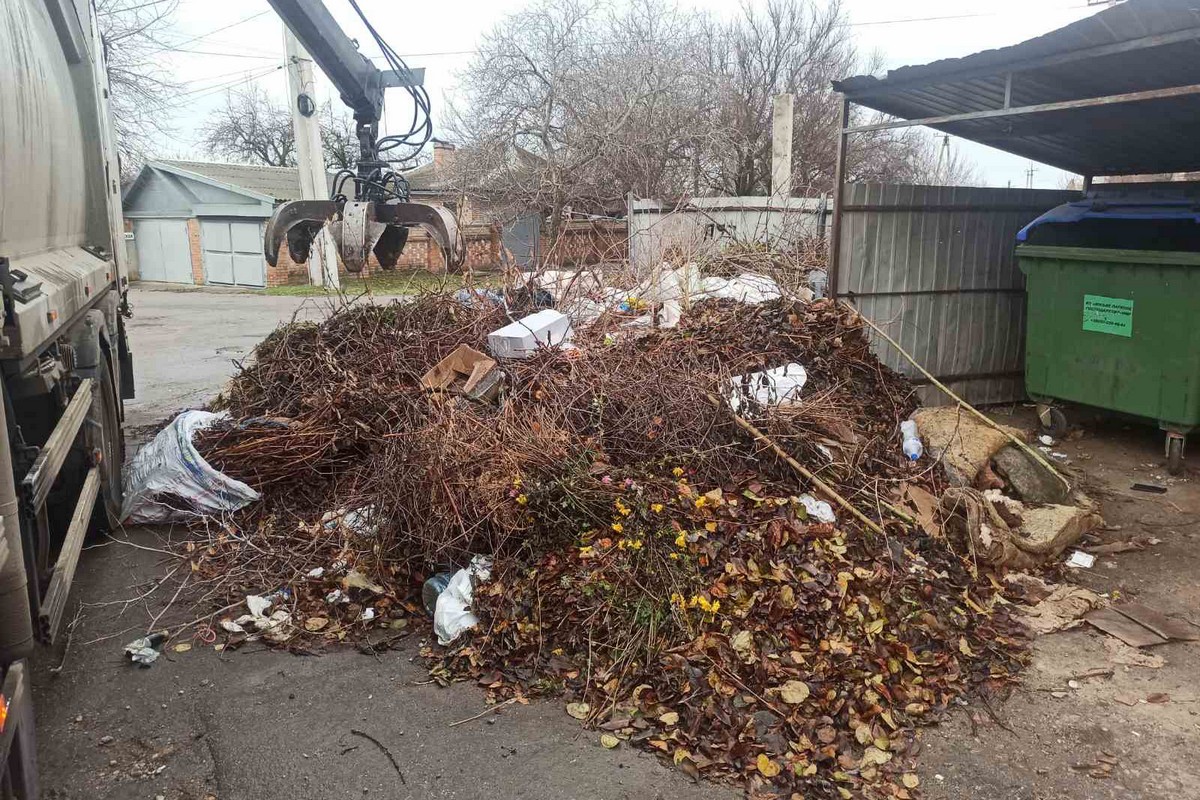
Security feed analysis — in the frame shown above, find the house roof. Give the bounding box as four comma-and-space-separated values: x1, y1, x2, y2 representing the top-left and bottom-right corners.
401, 145, 546, 195
156, 160, 309, 202
832, 0, 1200, 176
401, 160, 443, 194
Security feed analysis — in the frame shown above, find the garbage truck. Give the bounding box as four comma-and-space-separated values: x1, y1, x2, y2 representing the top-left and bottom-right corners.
0, 0, 134, 791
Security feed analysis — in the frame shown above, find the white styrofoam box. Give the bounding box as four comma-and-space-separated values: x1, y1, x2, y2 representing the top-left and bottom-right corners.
729, 363, 807, 411
487, 309, 574, 359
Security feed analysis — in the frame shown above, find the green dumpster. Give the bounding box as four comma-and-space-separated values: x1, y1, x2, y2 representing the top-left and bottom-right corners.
1017, 244, 1200, 473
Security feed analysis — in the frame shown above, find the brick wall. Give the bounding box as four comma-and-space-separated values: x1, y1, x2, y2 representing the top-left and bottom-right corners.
540, 221, 628, 267
185, 218, 205, 284
266, 246, 312, 287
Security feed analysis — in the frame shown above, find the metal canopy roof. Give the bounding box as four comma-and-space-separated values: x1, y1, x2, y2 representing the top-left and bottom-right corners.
832, 0, 1200, 177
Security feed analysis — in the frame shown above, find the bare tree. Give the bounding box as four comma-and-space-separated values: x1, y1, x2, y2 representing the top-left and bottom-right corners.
446, 0, 711, 241
446, 0, 978, 227
201, 86, 296, 166
95, 0, 181, 181
201, 87, 358, 171
322, 104, 359, 170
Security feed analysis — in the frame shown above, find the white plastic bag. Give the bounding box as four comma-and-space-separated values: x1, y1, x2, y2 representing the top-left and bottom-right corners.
798, 493, 836, 524
120, 410, 260, 524
729, 363, 808, 412
433, 556, 493, 645
700, 273, 783, 304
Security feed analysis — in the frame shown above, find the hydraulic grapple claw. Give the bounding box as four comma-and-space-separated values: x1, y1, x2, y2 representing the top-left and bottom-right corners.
264, 199, 464, 274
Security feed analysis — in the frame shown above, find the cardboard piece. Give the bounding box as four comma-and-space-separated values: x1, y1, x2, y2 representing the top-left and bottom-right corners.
1113, 602, 1200, 642
420, 345, 502, 401
1084, 607, 1169, 648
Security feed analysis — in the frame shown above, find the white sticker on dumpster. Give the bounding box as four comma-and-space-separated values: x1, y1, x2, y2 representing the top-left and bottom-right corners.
1082, 294, 1133, 338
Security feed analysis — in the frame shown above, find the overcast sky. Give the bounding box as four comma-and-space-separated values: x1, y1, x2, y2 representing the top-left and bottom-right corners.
152, 0, 1110, 189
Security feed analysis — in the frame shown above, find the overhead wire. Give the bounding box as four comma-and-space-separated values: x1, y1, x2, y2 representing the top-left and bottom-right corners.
166, 63, 284, 106
344, 0, 432, 165
144, 9, 273, 57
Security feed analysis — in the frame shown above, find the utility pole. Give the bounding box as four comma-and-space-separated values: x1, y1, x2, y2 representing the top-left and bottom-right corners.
284, 25, 340, 289
1025, 161, 1038, 189
771, 94, 794, 199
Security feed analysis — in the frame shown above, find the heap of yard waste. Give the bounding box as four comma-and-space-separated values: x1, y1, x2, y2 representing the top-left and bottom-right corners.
169, 283, 1029, 799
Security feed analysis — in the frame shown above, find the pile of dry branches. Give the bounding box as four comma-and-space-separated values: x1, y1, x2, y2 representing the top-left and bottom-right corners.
185, 291, 1027, 799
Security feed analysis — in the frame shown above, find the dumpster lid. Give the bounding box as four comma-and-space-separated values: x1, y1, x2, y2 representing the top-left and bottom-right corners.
1017, 197, 1200, 242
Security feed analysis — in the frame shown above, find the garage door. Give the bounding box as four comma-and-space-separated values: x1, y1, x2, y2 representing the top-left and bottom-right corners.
201, 220, 265, 287
132, 219, 193, 284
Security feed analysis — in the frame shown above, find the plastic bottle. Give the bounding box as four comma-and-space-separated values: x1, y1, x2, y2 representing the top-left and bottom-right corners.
808, 269, 828, 299
421, 572, 455, 616
900, 420, 923, 461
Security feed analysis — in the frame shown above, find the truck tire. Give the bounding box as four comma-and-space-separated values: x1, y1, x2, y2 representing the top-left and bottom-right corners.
93, 357, 123, 530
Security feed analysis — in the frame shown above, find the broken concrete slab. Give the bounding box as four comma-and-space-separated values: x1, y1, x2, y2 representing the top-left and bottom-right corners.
993, 444, 1071, 504
913, 407, 1020, 486
1014, 503, 1103, 558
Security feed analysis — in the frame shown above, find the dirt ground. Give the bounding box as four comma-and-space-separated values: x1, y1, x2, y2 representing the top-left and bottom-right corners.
32, 287, 1200, 799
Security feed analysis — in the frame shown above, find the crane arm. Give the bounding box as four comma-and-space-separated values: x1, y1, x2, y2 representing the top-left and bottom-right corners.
264, 0, 423, 126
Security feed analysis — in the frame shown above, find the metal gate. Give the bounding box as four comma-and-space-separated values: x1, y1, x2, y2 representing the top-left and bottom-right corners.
501, 214, 541, 268
201, 220, 266, 287
835, 183, 1078, 405
132, 219, 193, 284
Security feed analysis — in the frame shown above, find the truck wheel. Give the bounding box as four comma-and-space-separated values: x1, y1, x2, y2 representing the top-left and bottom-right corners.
1167, 435, 1185, 476
93, 358, 124, 529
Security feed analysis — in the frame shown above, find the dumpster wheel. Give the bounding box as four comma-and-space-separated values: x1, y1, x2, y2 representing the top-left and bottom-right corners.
1167, 434, 1186, 476
1037, 404, 1069, 440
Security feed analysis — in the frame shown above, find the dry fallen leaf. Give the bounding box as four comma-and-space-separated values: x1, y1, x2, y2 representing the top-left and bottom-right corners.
172, 643, 192, 653
566, 702, 590, 720
756, 754, 781, 777
778, 680, 810, 704
342, 569, 385, 594
731, 630, 755, 662
901, 773, 920, 789
304, 617, 329, 632
659, 711, 680, 726
861, 746, 891, 767
600, 733, 620, 749
958, 637, 976, 657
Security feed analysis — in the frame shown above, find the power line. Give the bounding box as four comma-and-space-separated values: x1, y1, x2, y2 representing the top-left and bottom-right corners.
144, 9, 272, 57
168, 48, 279, 59
180, 63, 284, 87
361, 4, 1096, 61
168, 64, 283, 105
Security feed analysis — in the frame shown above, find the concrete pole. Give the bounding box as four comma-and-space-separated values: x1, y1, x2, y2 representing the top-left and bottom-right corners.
284, 25, 340, 289
770, 94, 794, 199
827, 97, 851, 299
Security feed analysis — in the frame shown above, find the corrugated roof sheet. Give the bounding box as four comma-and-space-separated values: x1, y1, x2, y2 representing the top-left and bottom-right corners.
158, 160, 309, 201
833, 0, 1200, 176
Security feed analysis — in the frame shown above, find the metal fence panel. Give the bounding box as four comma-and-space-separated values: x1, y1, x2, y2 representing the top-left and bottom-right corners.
629, 195, 830, 272
837, 183, 1078, 406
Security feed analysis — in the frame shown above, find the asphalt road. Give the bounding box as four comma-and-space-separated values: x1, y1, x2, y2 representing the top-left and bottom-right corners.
35, 286, 736, 800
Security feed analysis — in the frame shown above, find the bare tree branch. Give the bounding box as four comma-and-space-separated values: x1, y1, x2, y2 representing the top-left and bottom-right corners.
96, 0, 181, 181
200, 87, 358, 172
